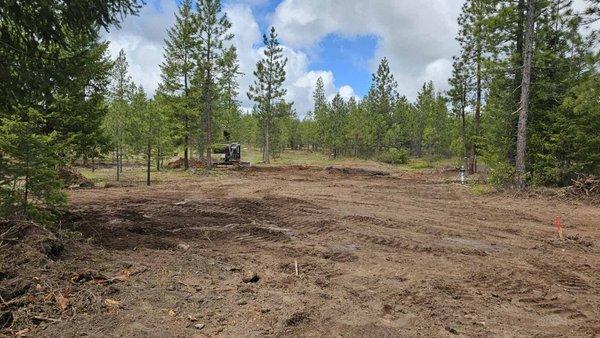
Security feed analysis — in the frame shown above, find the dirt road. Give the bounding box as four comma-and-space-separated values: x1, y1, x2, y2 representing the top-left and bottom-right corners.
5, 165, 600, 336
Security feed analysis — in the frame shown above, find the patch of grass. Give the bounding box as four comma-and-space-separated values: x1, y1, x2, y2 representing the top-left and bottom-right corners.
79, 165, 198, 187
80, 169, 102, 183
469, 183, 495, 196
243, 147, 365, 167
407, 159, 431, 170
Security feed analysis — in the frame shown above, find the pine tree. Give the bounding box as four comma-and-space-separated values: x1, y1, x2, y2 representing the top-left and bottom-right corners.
448, 55, 471, 169
312, 77, 328, 151
194, 0, 234, 167
0, 0, 141, 115
0, 109, 65, 221
127, 87, 171, 186
526, 0, 594, 184
48, 33, 113, 168
582, 0, 600, 24
454, 0, 490, 173
247, 27, 288, 163
413, 83, 431, 157
268, 101, 295, 158
160, 0, 197, 170
367, 58, 398, 154
385, 96, 414, 152
561, 72, 600, 176
217, 46, 242, 141
412, 82, 451, 158
450, 0, 598, 186
104, 49, 134, 181
152, 92, 177, 171
328, 93, 349, 158
346, 98, 376, 157
0, 0, 141, 220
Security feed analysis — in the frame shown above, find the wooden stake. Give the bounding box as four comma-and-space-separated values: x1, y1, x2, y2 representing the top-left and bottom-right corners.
555, 216, 564, 240
294, 260, 299, 276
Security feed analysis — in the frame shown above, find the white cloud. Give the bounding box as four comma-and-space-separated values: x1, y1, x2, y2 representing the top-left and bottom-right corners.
290, 70, 334, 112
103, 0, 178, 95
225, 3, 262, 110
338, 85, 358, 101
271, 0, 462, 99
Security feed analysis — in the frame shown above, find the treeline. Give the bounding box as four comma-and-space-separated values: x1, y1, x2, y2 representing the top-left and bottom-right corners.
236, 59, 454, 164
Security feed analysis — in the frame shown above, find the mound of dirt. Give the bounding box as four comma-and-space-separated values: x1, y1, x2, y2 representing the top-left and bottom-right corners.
233, 165, 317, 173
324, 166, 389, 177
166, 158, 206, 169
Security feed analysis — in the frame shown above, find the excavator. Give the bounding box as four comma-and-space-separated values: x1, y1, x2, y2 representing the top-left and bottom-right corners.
212, 143, 242, 165
211, 131, 246, 166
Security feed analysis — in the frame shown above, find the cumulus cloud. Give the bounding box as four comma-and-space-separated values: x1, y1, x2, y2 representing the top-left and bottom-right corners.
103, 0, 178, 95
270, 0, 462, 98
338, 85, 358, 101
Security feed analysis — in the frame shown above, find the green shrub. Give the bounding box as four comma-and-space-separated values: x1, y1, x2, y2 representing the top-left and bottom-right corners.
377, 147, 409, 165
0, 109, 66, 223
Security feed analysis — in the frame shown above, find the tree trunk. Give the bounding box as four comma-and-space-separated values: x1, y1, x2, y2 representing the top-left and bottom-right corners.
24, 160, 29, 211
508, 0, 526, 165
264, 123, 270, 164
184, 127, 189, 170
470, 47, 482, 174
461, 81, 469, 171
118, 147, 123, 175
115, 149, 120, 182
204, 33, 213, 169
206, 105, 213, 167
515, 0, 536, 189
184, 70, 190, 171
156, 149, 161, 172
146, 144, 151, 186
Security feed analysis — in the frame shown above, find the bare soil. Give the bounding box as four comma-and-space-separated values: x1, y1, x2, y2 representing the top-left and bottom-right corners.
2, 165, 600, 337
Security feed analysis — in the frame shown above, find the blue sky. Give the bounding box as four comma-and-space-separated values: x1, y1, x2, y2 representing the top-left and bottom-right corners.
308, 34, 377, 97
105, 0, 592, 115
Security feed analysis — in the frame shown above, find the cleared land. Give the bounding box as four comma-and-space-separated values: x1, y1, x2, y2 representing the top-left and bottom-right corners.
2, 157, 600, 337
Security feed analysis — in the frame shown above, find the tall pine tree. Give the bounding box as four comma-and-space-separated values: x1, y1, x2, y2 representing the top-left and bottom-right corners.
247, 27, 288, 163
104, 49, 134, 181
160, 0, 197, 170
367, 58, 398, 154
312, 77, 328, 151
194, 0, 234, 167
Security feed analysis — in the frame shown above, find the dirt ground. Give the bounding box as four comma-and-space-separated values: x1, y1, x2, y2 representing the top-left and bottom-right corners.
2, 164, 600, 337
